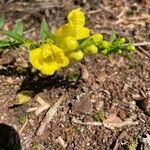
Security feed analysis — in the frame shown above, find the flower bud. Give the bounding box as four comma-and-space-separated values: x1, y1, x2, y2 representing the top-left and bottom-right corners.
119, 38, 126, 44
91, 33, 103, 42
117, 49, 123, 54
101, 49, 109, 55
61, 36, 78, 52
67, 50, 84, 61
84, 45, 98, 54
126, 44, 136, 52
102, 41, 110, 49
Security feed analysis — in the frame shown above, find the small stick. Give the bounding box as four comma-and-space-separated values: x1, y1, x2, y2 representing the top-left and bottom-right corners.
72, 117, 138, 130
19, 119, 28, 135
134, 42, 150, 46
36, 96, 64, 135
34, 96, 50, 116
72, 117, 103, 126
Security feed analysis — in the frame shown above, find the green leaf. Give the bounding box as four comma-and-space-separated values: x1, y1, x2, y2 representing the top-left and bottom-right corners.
110, 30, 117, 43
0, 40, 10, 48
40, 18, 55, 41
80, 38, 95, 49
4, 31, 24, 43
0, 18, 5, 29
12, 21, 23, 36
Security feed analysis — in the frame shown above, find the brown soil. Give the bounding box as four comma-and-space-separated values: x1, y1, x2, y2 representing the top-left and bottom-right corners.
0, 0, 150, 150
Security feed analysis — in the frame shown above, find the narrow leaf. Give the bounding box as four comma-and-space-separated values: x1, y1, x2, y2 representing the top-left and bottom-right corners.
4, 31, 24, 43
0, 18, 4, 29
110, 30, 117, 43
40, 18, 55, 41
12, 21, 23, 36
40, 18, 49, 40
0, 40, 10, 48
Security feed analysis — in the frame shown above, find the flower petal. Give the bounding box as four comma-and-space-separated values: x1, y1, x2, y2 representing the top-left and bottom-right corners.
67, 8, 85, 26
41, 61, 59, 75
29, 48, 43, 70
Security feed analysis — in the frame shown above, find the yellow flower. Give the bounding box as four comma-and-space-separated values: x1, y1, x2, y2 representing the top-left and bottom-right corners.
55, 8, 90, 44
29, 43, 69, 75
67, 8, 85, 26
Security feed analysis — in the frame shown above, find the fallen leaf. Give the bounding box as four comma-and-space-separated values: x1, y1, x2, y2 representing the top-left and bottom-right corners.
13, 91, 32, 105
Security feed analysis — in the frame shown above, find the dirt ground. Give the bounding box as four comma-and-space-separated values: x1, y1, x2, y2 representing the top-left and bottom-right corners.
0, 0, 150, 150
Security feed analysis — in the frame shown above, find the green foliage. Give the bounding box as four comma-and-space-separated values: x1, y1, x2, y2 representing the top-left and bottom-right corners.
128, 137, 138, 150
0, 18, 5, 29
12, 21, 24, 36
40, 18, 55, 42
0, 40, 10, 48
17, 115, 27, 124
93, 111, 104, 122
31, 144, 38, 150
110, 30, 117, 43
74, 126, 82, 133
4, 31, 24, 43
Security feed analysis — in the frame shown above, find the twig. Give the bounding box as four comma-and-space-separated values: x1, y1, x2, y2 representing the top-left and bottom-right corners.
34, 96, 50, 116
72, 117, 103, 126
128, 15, 150, 21
56, 136, 67, 148
72, 117, 138, 130
19, 119, 28, 135
36, 96, 64, 135
138, 46, 150, 58
134, 42, 150, 46
61, 0, 73, 8
26, 107, 38, 113
88, 9, 102, 15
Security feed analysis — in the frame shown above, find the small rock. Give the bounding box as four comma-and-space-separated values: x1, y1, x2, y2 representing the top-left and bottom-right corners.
95, 100, 104, 111
81, 66, 89, 81
6, 77, 14, 84
142, 133, 150, 150
90, 93, 97, 103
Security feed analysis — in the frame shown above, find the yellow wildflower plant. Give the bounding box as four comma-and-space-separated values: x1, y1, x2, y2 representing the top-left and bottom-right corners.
29, 43, 69, 75
55, 8, 90, 48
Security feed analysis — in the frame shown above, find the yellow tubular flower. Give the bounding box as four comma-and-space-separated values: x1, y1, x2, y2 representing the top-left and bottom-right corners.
29, 43, 69, 75
67, 8, 85, 26
55, 8, 90, 44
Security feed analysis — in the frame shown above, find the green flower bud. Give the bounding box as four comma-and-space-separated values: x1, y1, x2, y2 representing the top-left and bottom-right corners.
101, 49, 109, 55
117, 49, 123, 54
126, 44, 136, 52
102, 41, 110, 49
119, 38, 126, 44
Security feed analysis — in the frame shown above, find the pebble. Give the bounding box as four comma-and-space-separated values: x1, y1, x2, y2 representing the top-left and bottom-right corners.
95, 100, 104, 111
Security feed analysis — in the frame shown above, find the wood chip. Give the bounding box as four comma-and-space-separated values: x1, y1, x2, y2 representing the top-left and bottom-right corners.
36, 96, 64, 135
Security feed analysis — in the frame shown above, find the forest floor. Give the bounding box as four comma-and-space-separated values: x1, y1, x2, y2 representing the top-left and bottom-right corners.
0, 0, 150, 149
